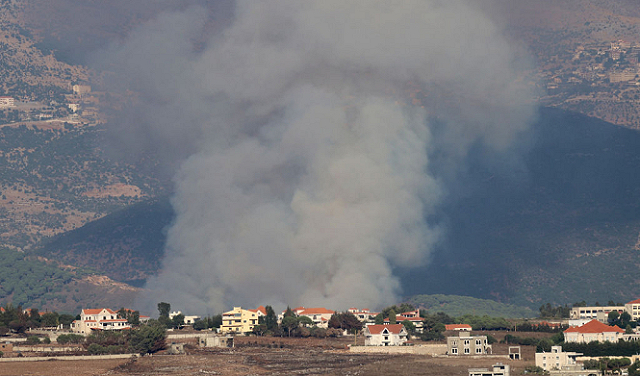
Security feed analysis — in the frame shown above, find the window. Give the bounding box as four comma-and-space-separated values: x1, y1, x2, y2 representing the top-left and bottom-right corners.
464, 348, 470, 354
476, 347, 482, 354
476, 339, 482, 345
464, 340, 470, 345
451, 348, 458, 354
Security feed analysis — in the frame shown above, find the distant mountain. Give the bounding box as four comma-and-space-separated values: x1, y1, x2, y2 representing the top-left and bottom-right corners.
402, 107, 640, 308
29, 107, 640, 311
34, 197, 173, 286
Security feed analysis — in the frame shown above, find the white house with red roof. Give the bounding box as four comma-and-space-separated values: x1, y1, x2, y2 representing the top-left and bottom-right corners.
364, 324, 408, 346
71, 308, 130, 334
249, 306, 267, 317
348, 308, 378, 322
278, 307, 335, 328
297, 307, 335, 328
383, 310, 424, 333
563, 319, 624, 343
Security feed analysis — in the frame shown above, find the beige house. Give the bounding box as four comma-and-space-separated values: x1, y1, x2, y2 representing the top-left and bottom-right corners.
625, 298, 640, 321
220, 307, 258, 334
535, 346, 583, 372
70, 308, 130, 334
447, 332, 492, 355
569, 306, 625, 323
563, 320, 624, 343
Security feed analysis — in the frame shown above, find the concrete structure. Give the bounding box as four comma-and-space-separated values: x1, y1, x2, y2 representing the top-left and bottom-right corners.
169, 311, 201, 325
167, 343, 185, 355
447, 332, 492, 355
72, 85, 91, 95
220, 307, 258, 334
0, 96, 15, 107
569, 306, 625, 323
535, 346, 583, 372
198, 334, 234, 348
445, 324, 472, 331
70, 308, 130, 334
468, 363, 510, 376
508, 346, 521, 360
563, 320, 624, 343
363, 324, 407, 346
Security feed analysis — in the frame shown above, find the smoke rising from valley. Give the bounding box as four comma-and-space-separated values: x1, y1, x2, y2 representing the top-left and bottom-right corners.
99, 0, 538, 313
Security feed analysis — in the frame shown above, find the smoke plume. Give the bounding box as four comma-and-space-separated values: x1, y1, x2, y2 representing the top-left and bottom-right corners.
99, 0, 538, 313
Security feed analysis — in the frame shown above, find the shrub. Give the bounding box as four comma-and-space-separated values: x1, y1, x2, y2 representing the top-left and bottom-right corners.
57, 334, 84, 344
26, 335, 41, 344
87, 343, 107, 355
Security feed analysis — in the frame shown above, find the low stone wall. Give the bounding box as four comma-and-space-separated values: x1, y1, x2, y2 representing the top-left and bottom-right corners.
167, 333, 208, 340
349, 344, 448, 355
0, 354, 139, 362
13, 345, 82, 352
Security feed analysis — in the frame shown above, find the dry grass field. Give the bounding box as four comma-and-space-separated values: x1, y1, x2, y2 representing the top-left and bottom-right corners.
0, 335, 539, 376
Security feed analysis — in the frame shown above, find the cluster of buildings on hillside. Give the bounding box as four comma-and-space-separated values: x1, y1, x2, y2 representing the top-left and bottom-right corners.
548, 39, 640, 90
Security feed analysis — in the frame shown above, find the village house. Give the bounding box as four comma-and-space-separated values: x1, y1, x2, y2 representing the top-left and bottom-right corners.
535, 346, 583, 373
278, 307, 335, 328
348, 308, 378, 322
383, 310, 424, 333
447, 332, 492, 355
169, 311, 201, 325
445, 324, 472, 331
569, 305, 625, 324
220, 307, 259, 334
248, 306, 266, 318
70, 308, 130, 334
0, 96, 15, 107
468, 363, 510, 376
363, 324, 408, 346
563, 319, 624, 343
625, 298, 640, 321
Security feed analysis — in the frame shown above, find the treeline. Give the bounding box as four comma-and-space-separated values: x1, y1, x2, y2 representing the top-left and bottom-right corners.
563, 341, 640, 357
0, 248, 75, 308
0, 304, 75, 334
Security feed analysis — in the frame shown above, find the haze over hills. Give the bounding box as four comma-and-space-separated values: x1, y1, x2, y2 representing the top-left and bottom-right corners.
1, 1, 640, 314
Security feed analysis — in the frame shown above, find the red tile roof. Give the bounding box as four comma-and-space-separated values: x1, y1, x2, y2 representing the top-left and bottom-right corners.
83, 308, 117, 315
627, 298, 640, 305
564, 319, 624, 334
366, 324, 405, 335
445, 324, 472, 331
384, 316, 422, 323
298, 308, 334, 315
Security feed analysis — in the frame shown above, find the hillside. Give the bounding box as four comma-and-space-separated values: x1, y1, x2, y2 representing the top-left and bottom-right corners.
403, 107, 640, 308
406, 294, 537, 318
28, 107, 640, 310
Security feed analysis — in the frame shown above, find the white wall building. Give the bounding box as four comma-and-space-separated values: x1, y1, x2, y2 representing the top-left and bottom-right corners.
70, 308, 130, 334
535, 346, 583, 372
364, 324, 407, 346
563, 320, 624, 343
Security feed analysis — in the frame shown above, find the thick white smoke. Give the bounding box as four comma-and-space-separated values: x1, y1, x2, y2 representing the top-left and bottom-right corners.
101, 0, 537, 313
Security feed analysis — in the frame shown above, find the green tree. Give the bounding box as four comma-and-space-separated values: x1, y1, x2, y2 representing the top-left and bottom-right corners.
171, 313, 185, 329
281, 316, 299, 337
608, 311, 620, 323
402, 319, 416, 335
264, 306, 278, 332
128, 320, 167, 355
157, 302, 171, 318
388, 309, 397, 324
298, 316, 314, 327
